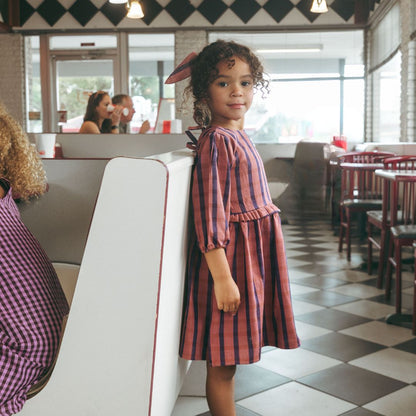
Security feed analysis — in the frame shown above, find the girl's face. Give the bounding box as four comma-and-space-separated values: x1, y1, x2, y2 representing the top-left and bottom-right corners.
206, 56, 254, 130
96, 94, 112, 120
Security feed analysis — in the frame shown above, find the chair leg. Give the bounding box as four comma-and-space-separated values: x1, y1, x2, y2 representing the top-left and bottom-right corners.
394, 242, 402, 315
346, 209, 351, 261
376, 229, 387, 289
367, 222, 373, 275
338, 208, 344, 253
385, 236, 394, 300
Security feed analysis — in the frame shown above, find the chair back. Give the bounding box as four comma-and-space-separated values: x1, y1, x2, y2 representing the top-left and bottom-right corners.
391, 174, 416, 226
338, 151, 396, 164
339, 152, 396, 202
383, 155, 416, 171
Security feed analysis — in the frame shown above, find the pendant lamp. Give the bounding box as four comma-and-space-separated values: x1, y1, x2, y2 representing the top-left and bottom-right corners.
310, 0, 328, 13
127, 1, 144, 19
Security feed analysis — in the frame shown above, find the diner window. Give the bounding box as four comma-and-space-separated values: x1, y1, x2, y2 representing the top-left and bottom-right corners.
128, 34, 174, 133
25, 36, 42, 133
371, 52, 401, 142
209, 31, 364, 144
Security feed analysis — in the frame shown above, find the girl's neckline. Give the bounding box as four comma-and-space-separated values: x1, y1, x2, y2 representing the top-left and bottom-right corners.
208, 125, 245, 132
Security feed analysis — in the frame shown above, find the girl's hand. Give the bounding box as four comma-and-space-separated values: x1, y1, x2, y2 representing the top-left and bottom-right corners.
203, 248, 240, 315
214, 277, 240, 315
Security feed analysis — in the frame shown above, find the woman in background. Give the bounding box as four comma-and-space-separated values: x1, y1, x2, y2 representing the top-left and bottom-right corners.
0, 102, 69, 415
79, 90, 122, 134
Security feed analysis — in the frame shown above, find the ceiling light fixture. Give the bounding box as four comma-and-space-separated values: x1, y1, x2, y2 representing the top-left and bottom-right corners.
257, 45, 323, 54
127, 1, 144, 19
310, 0, 328, 13
109, 0, 128, 3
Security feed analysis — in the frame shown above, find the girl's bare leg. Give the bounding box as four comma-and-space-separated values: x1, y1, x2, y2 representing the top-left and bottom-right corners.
206, 363, 237, 416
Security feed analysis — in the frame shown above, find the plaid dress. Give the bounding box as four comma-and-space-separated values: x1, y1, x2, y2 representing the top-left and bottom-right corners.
0, 180, 69, 415
180, 127, 299, 367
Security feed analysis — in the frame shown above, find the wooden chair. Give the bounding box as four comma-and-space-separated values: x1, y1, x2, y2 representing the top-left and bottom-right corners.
384, 172, 416, 321
338, 151, 396, 261
367, 155, 416, 288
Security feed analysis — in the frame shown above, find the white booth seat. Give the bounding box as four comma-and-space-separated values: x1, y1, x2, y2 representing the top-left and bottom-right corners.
17, 150, 194, 416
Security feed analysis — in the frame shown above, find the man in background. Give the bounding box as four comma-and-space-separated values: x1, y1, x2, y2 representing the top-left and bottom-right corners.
112, 94, 150, 134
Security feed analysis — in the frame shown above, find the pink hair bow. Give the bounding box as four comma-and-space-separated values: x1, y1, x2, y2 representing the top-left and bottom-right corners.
165, 52, 197, 84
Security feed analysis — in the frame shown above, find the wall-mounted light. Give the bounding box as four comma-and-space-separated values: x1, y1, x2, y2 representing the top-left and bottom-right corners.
127, 1, 144, 19
310, 0, 328, 13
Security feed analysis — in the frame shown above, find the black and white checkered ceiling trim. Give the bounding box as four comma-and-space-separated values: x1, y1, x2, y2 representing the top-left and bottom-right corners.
18, 0, 381, 30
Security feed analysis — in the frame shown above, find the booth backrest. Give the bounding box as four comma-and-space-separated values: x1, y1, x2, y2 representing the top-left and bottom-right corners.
55, 133, 187, 158
19, 159, 110, 265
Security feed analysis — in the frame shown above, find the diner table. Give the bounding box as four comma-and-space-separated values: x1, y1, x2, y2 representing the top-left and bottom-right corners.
374, 169, 416, 330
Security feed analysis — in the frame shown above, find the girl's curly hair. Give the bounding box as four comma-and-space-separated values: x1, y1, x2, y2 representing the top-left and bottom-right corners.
0, 102, 47, 200
187, 40, 269, 127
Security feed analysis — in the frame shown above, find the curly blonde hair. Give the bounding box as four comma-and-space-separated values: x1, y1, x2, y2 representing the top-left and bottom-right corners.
0, 102, 47, 200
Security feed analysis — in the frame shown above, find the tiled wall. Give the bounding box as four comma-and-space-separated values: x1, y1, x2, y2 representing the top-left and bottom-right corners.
18, 0, 361, 31
0, 35, 25, 125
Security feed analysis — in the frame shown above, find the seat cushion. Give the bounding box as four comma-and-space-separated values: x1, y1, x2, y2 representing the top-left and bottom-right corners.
341, 199, 382, 210
367, 210, 383, 222
390, 224, 416, 239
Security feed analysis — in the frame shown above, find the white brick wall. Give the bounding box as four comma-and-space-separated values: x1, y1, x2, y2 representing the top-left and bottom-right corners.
0, 34, 25, 127
174, 30, 207, 130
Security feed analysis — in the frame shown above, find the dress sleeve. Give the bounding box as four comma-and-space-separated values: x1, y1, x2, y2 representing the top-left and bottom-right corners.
192, 130, 235, 253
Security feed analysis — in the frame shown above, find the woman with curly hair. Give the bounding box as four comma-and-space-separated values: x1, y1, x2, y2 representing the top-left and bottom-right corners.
79, 90, 123, 134
0, 102, 69, 415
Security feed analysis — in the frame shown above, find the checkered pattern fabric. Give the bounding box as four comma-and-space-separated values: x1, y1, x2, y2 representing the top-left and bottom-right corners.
17, 0, 381, 30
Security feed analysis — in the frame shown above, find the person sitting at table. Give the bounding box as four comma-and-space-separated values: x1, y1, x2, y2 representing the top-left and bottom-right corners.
79, 91, 122, 134
112, 94, 150, 134
0, 101, 69, 415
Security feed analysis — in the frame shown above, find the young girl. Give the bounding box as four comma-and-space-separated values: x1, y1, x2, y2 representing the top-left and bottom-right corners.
79, 90, 122, 133
173, 41, 300, 415
0, 103, 69, 415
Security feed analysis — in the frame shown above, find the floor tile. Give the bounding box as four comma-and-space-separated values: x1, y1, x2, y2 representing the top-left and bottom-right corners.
237, 382, 356, 416
288, 269, 316, 281
339, 408, 383, 416
339, 321, 415, 346
255, 347, 341, 379
333, 300, 396, 320
289, 283, 320, 296
294, 320, 333, 341
294, 290, 358, 307
329, 283, 384, 299
291, 299, 325, 316
296, 263, 346, 275
296, 308, 371, 331
328, 269, 374, 283
286, 258, 312, 268
298, 363, 406, 406
350, 348, 416, 383
234, 364, 290, 400
301, 332, 385, 361
393, 337, 416, 354
363, 385, 416, 416
172, 396, 209, 416
295, 275, 347, 289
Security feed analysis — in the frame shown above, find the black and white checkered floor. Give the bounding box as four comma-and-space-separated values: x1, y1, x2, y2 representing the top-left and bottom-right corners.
173, 215, 416, 416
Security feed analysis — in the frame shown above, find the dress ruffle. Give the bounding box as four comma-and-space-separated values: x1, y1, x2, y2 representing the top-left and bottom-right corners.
230, 202, 280, 222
